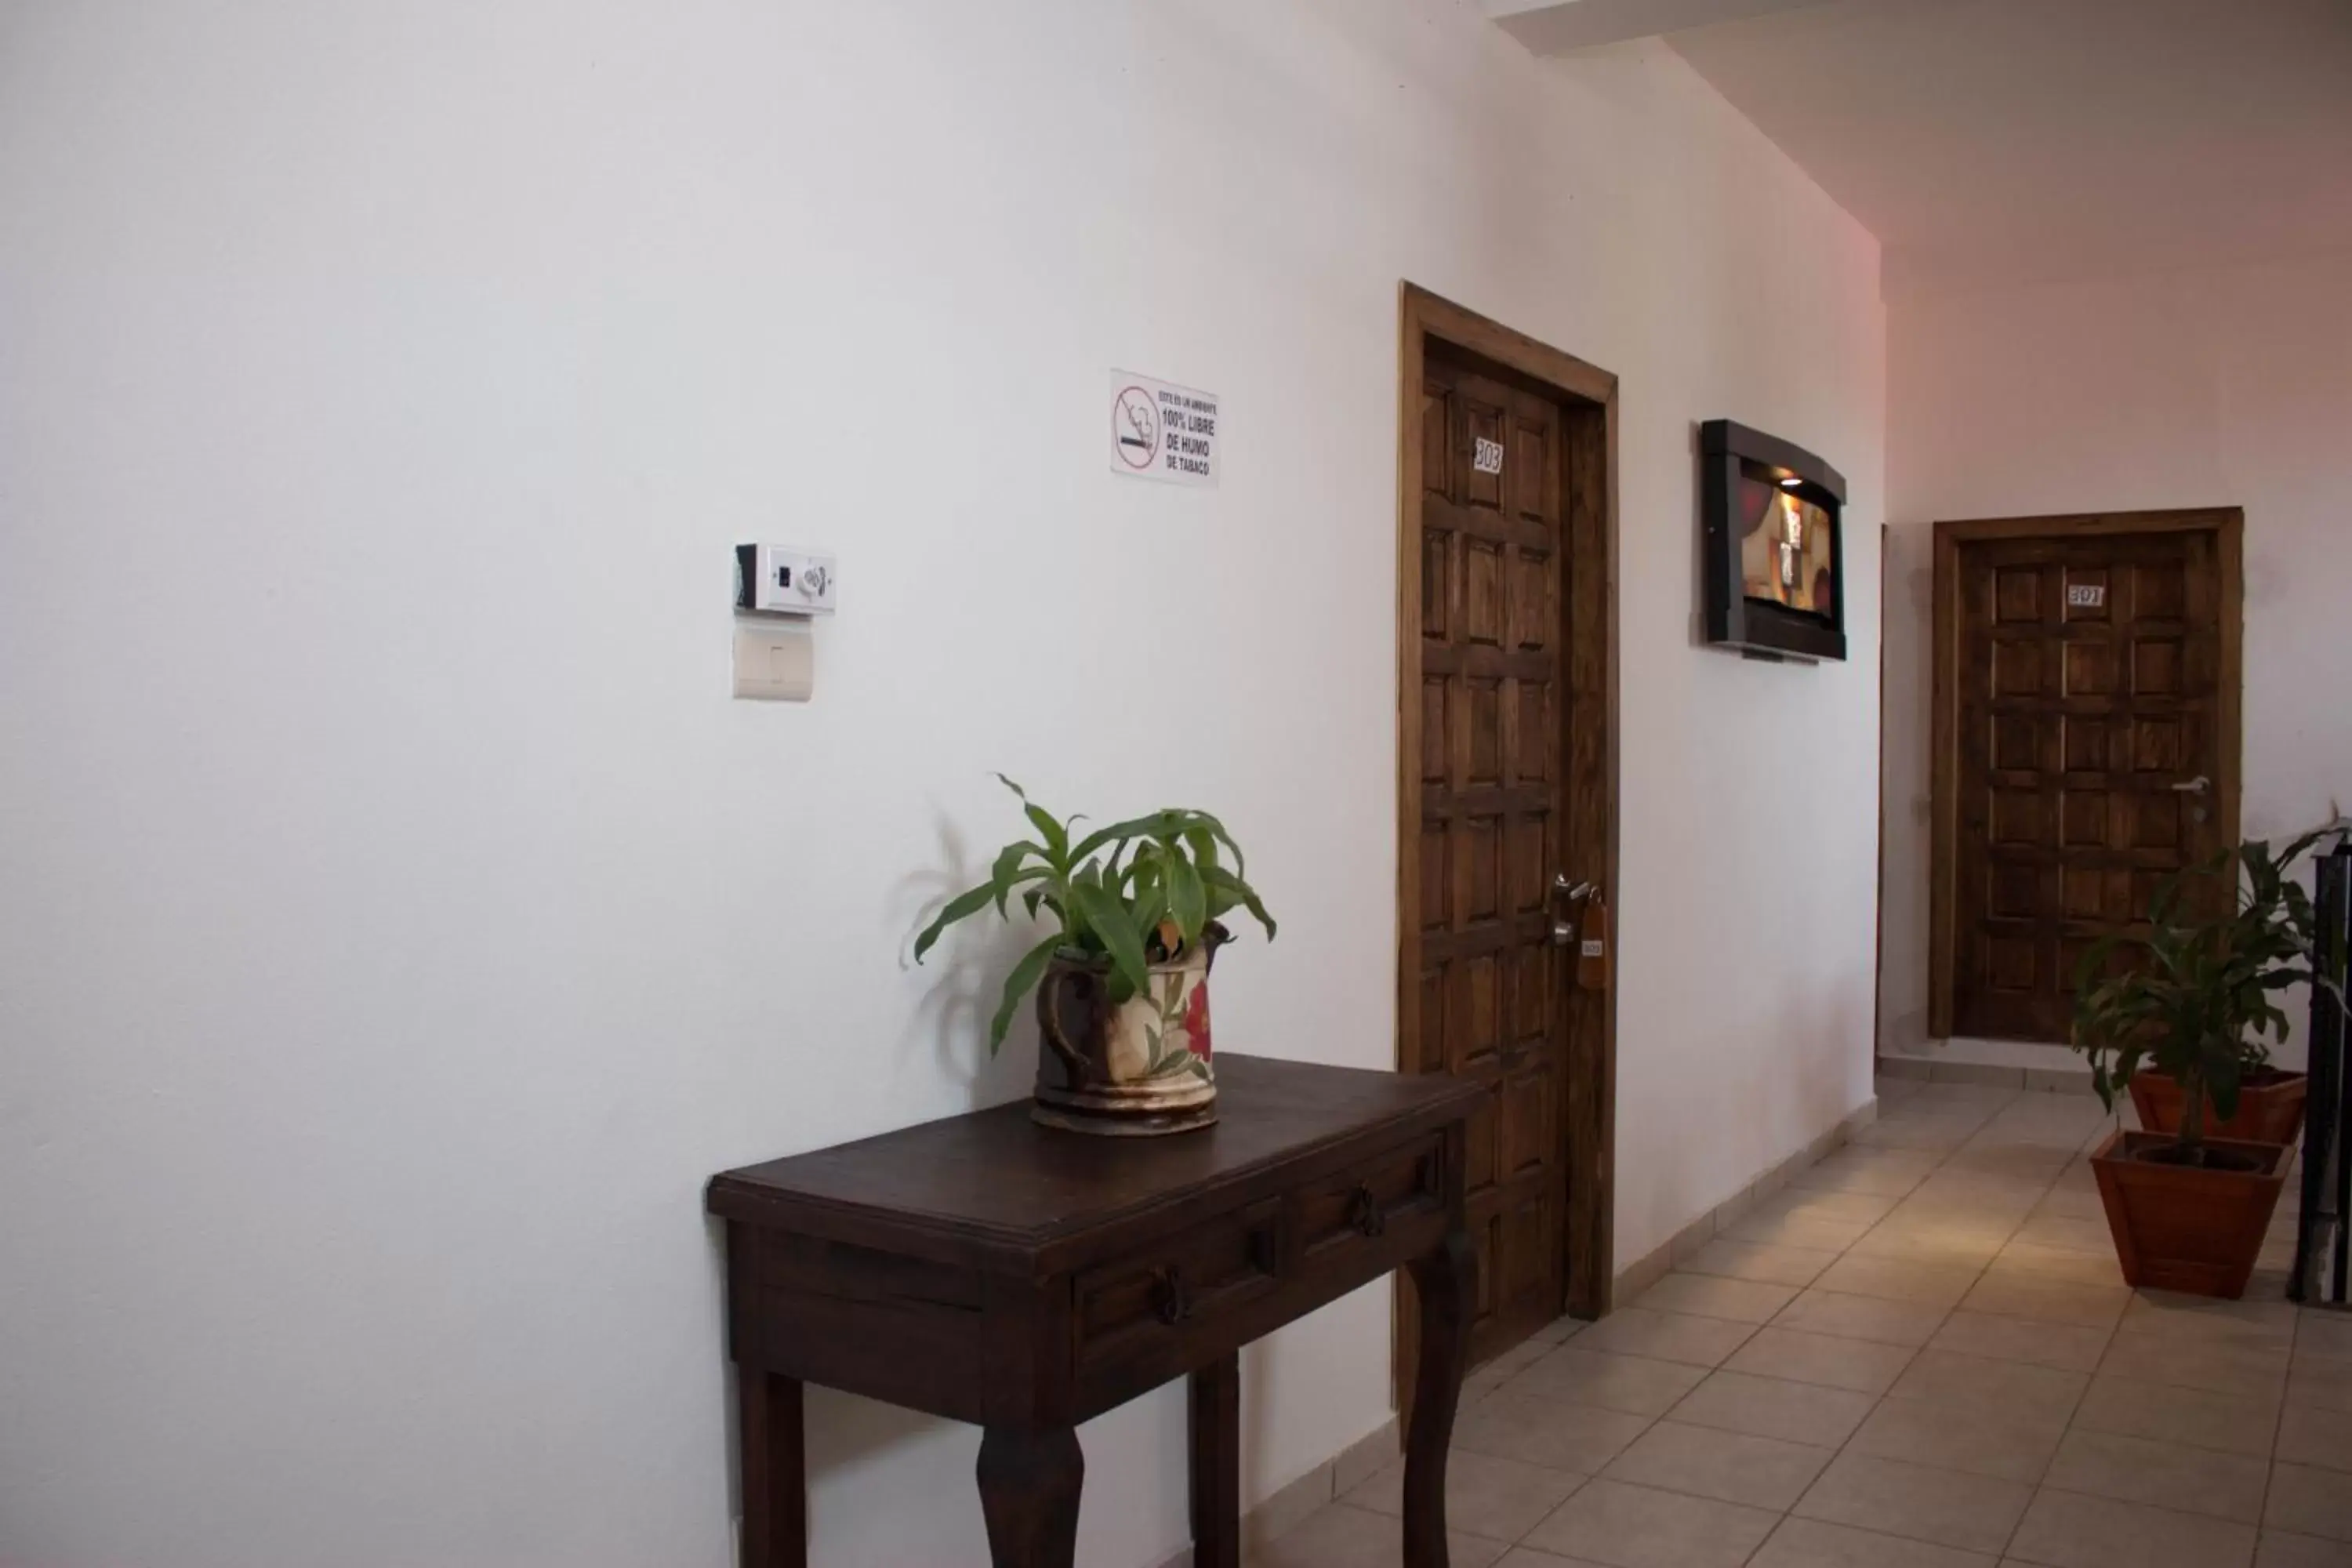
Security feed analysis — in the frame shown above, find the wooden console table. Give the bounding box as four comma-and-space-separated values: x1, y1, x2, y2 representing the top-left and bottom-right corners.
706, 1053, 1483, 1567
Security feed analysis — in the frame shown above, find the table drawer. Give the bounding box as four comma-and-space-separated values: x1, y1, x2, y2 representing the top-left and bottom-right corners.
1073, 1197, 1283, 1370
1294, 1132, 1446, 1263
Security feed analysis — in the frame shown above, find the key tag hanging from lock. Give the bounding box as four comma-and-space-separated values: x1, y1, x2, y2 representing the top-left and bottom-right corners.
1577, 894, 1611, 992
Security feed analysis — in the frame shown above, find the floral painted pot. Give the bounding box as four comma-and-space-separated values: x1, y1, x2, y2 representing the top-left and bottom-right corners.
1033, 925, 1222, 1136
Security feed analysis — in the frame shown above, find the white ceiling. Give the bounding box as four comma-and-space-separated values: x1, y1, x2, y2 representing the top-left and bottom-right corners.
1548, 0, 2352, 295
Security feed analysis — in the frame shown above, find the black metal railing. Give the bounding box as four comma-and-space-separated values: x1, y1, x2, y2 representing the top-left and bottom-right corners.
2291, 842, 2352, 1305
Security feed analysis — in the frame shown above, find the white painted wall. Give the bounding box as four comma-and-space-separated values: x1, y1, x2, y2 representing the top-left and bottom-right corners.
1882, 252, 2352, 1072
0, 3, 1882, 1563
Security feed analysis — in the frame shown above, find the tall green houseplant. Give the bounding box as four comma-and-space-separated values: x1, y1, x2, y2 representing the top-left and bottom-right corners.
2071, 826, 2345, 1160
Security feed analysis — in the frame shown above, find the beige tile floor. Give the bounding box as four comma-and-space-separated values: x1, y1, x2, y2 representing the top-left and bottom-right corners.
1258, 1076, 2352, 1568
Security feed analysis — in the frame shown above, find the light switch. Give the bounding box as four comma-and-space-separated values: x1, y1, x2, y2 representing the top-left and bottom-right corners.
734, 624, 813, 702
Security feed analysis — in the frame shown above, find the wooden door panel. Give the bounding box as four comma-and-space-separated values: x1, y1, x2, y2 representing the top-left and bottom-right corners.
1469, 1206, 1501, 1328
1462, 390, 1508, 512
1949, 527, 2232, 1041
1499, 1060, 1556, 1177
1495, 1191, 1553, 1326
1417, 354, 1573, 1361
1461, 1054, 1500, 1194
1465, 543, 1505, 646
1449, 950, 1504, 1071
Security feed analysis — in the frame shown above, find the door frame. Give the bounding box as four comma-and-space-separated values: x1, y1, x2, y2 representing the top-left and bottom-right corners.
1875, 524, 1889, 1061
1927, 506, 2245, 1040
1394, 283, 1620, 1328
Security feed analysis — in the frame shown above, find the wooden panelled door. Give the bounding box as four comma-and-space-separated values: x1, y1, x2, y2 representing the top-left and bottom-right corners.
1934, 511, 2243, 1041
1404, 330, 1610, 1364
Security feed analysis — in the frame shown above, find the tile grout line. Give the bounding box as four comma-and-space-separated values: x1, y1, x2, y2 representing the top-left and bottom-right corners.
2253, 1308, 2296, 1547
1685, 1092, 1940, 1559
1739, 1086, 2118, 1566
1734, 1105, 1980, 1566
1621, 1085, 2074, 1566
1994, 1096, 2129, 1567
1811, 1089, 2076, 1567
1298, 1084, 2310, 1568
1321, 1083, 2153, 1567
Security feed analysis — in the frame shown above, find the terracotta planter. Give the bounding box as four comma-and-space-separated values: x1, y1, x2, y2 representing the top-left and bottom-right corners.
2089, 1128, 2288, 1299
2129, 1069, 2309, 1145
1031, 925, 1223, 1136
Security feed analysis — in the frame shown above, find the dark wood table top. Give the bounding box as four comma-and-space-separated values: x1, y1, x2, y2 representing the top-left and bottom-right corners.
707, 1054, 1483, 1273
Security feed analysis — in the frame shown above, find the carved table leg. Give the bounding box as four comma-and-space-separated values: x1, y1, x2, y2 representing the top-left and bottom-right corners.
1404, 1228, 1475, 1568
1189, 1352, 1241, 1568
737, 1368, 805, 1568
978, 1425, 1083, 1568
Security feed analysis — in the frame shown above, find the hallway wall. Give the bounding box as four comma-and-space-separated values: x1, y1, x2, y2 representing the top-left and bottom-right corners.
1882, 252, 2352, 1073
0, 3, 1883, 1563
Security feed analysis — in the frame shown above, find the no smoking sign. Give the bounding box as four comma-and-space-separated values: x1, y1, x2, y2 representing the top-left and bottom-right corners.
1109, 370, 1219, 487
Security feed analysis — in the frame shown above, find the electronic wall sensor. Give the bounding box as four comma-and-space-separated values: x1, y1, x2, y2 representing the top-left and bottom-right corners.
735, 544, 837, 615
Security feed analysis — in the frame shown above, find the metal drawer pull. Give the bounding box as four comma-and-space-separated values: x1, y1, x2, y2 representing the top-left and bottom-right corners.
1348, 1185, 1387, 1239
1151, 1265, 1192, 1325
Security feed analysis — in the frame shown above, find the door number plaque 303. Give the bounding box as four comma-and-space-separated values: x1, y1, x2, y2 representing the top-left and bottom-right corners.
1472, 436, 1504, 475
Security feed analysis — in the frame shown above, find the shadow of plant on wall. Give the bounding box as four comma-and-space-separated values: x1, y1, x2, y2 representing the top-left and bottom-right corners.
892, 807, 1039, 1099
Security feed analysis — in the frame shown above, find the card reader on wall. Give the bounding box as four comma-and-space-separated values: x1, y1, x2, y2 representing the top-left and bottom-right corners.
735, 544, 837, 615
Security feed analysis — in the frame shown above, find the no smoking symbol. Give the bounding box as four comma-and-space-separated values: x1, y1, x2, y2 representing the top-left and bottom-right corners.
1112, 385, 1160, 470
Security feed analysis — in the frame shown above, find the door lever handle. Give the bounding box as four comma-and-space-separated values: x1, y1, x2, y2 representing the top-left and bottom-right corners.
2169, 775, 2211, 794
1551, 876, 1596, 947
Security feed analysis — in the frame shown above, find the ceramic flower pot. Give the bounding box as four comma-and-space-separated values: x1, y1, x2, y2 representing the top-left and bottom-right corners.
2089, 1128, 2288, 1299
1032, 925, 1223, 1136
2129, 1068, 2309, 1146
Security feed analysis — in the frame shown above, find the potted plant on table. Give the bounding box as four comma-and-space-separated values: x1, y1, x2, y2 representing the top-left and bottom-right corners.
915, 777, 1276, 1136
2071, 826, 2346, 1298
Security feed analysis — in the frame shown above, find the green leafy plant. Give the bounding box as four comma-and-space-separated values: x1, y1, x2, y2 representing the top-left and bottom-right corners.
2071, 825, 2347, 1158
913, 776, 1276, 1052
